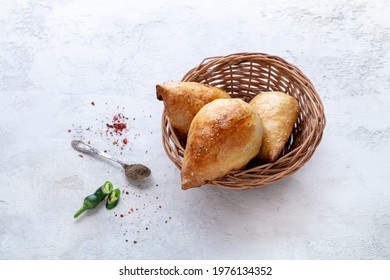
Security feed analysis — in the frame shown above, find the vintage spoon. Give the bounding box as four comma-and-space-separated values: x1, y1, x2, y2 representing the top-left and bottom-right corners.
71, 140, 151, 180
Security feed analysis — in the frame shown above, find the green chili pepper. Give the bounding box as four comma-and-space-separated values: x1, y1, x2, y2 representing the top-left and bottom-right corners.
94, 181, 114, 199
74, 181, 114, 218
106, 188, 121, 210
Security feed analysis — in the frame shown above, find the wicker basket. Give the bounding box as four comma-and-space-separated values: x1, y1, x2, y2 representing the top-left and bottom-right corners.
161, 52, 325, 190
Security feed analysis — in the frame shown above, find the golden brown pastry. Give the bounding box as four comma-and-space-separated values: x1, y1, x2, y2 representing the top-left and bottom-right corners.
249, 91, 300, 163
156, 81, 230, 136
181, 99, 263, 190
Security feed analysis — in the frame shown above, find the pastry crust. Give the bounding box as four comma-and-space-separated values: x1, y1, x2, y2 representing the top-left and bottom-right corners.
156, 81, 231, 136
181, 99, 263, 190
249, 91, 300, 163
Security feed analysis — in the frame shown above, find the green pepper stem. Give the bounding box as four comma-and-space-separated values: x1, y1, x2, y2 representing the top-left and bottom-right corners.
74, 205, 88, 218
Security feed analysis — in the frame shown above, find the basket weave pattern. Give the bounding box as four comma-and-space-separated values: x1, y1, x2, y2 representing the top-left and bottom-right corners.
161, 53, 325, 189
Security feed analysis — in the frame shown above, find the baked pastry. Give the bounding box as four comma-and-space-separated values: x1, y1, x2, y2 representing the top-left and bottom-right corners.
249, 91, 300, 163
181, 99, 263, 190
156, 81, 230, 136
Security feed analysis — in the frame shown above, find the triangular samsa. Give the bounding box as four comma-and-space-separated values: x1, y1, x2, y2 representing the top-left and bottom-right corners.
156, 81, 230, 136
182, 99, 263, 190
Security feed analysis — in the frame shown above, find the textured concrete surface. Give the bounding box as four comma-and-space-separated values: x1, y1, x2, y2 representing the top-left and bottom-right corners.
0, 0, 389, 259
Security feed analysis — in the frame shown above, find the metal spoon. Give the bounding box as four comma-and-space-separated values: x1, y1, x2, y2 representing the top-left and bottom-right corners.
71, 140, 151, 180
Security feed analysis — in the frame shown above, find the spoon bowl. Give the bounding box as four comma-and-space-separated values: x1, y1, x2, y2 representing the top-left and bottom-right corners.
124, 164, 151, 180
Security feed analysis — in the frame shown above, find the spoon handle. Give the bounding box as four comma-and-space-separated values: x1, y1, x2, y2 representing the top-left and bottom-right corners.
71, 140, 127, 168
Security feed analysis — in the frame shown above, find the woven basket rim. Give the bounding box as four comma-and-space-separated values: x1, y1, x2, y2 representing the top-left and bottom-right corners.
160, 52, 326, 190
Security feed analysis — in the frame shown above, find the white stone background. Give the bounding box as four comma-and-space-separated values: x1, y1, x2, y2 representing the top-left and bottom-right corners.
0, 0, 389, 260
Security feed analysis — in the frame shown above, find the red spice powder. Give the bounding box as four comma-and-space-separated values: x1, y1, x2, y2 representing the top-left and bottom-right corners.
91, 101, 95, 106
106, 114, 128, 136
113, 123, 126, 131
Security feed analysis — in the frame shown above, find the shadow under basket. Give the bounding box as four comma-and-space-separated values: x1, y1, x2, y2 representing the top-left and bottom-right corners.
161, 52, 326, 190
